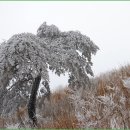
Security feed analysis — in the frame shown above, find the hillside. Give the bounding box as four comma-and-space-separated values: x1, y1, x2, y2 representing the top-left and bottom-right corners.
1, 64, 130, 128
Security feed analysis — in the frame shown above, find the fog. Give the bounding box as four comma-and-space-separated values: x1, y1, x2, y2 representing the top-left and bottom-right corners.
0, 1, 130, 90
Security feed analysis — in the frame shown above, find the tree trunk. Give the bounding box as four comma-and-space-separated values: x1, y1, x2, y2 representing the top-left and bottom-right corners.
28, 75, 41, 127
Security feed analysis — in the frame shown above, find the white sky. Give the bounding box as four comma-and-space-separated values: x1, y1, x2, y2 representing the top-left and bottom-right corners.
0, 1, 130, 90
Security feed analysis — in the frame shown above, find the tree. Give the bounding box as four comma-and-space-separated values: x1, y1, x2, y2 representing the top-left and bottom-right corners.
0, 22, 99, 126
37, 22, 99, 88
0, 33, 49, 126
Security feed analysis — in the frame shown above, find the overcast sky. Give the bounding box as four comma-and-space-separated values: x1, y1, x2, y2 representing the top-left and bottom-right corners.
0, 1, 130, 90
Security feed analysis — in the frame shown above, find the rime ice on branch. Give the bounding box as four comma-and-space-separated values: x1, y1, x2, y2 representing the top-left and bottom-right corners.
37, 22, 99, 88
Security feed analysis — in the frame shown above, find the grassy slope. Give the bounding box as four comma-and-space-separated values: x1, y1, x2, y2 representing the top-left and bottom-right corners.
1, 64, 130, 128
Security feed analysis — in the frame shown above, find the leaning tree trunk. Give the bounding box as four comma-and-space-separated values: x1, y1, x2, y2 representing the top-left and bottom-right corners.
28, 75, 41, 127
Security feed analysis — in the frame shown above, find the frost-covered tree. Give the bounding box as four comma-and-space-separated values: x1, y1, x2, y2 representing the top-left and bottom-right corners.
0, 33, 49, 126
0, 22, 99, 126
37, 22, 99, 88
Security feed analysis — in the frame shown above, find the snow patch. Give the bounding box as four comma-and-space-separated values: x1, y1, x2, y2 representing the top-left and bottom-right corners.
122, 77, 130, 88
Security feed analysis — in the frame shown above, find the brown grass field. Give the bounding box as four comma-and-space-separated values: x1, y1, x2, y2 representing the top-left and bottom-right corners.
1, 64, 130, 128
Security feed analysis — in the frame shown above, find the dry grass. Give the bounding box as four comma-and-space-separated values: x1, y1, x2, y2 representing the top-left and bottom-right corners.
39, 89, 78, 128
1, 64, 130, 128
86, 65, 130, 128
